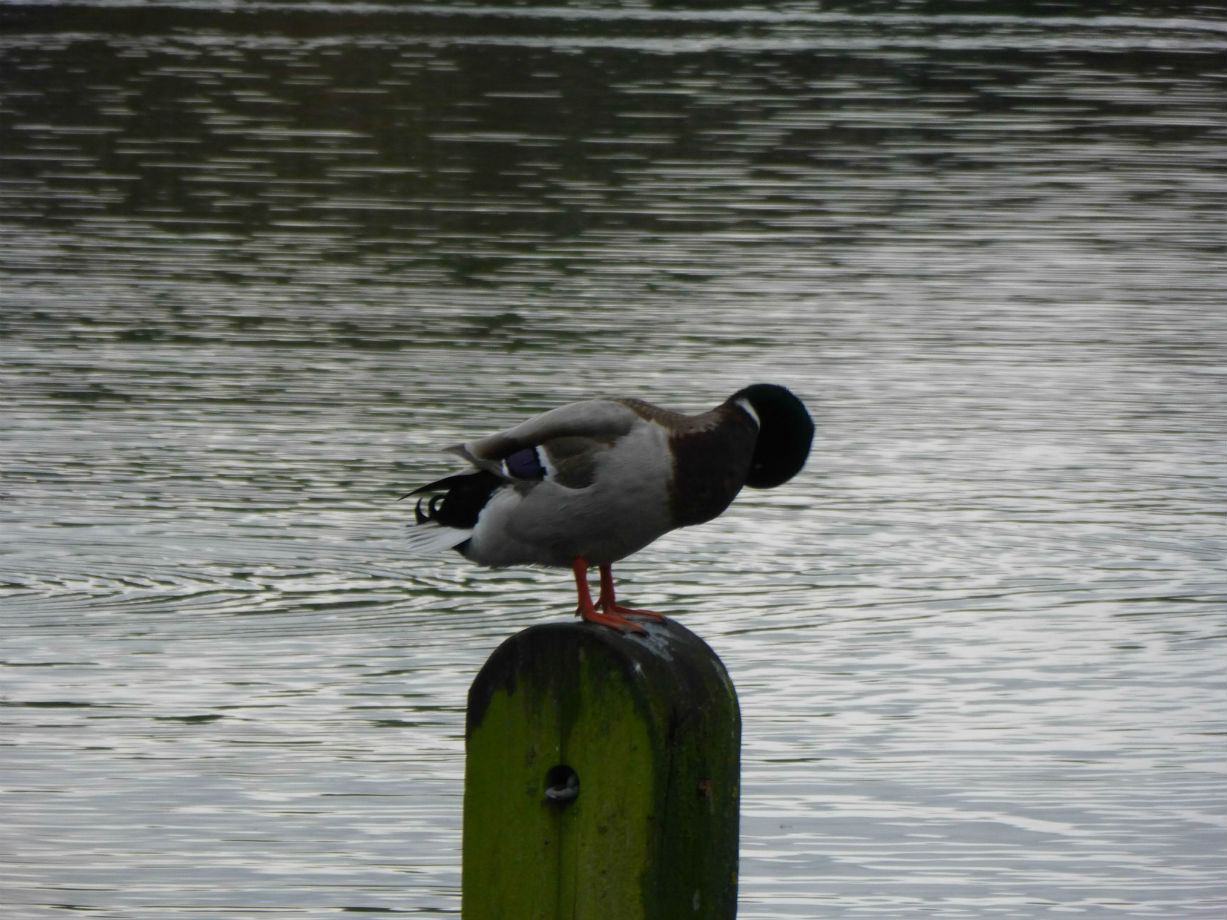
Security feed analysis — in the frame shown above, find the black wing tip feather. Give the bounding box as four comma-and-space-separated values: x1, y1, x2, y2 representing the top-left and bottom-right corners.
400, 471, 486, 499
403, 469, 502, 530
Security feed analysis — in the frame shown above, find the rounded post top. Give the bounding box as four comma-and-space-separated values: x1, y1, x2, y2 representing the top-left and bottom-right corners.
466, 617, 737, 739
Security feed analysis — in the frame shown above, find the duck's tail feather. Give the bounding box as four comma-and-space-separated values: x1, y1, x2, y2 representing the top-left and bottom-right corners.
403, 521, 473, 555
401, 469, 502, 555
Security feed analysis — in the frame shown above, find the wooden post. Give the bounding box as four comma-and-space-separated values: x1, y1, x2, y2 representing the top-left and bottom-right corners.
462, 616, 740, 920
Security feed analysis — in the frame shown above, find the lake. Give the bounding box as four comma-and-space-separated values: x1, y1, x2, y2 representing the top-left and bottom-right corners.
1, 2, 1225, 917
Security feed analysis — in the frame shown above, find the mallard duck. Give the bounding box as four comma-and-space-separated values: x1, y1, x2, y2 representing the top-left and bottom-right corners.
404, 383, 813, 631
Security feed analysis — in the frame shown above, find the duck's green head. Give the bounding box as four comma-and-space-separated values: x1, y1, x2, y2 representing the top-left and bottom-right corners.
736, 383, 814, 489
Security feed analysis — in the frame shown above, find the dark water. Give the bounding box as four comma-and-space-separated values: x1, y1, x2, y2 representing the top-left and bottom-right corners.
2, 3, 1225, 918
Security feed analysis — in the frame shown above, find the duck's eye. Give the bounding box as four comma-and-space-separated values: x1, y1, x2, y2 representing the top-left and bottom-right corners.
504, 447, 546, 480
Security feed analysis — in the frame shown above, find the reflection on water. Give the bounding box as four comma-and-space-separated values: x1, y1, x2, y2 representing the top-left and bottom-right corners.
2, 3, 1225, 918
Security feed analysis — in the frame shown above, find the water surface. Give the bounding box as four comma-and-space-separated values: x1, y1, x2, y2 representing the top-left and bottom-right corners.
2, 3, 1225, 917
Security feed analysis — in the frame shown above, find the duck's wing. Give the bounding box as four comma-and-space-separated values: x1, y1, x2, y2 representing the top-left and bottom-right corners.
450, 399, 641, 491
402, 400, 647, 557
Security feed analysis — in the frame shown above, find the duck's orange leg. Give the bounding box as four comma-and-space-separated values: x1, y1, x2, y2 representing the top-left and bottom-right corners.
596, 564, 664, 622
572, 557, 644, 632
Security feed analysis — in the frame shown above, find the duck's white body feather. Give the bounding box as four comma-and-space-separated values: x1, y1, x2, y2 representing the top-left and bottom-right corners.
463, 408, 674, 567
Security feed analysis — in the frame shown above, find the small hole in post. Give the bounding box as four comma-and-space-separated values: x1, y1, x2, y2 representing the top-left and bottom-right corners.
543, 764, 579, 806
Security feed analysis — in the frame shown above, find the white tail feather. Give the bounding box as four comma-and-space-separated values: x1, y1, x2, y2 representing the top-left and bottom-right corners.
404, 523, 471, 555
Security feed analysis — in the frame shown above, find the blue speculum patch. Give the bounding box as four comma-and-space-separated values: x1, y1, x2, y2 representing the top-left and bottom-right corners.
504, 447, 546, 480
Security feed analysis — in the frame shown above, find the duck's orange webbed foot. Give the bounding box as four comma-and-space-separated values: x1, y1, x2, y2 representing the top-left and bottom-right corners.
595, 563, 664, 622
572, 557, 645, 633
